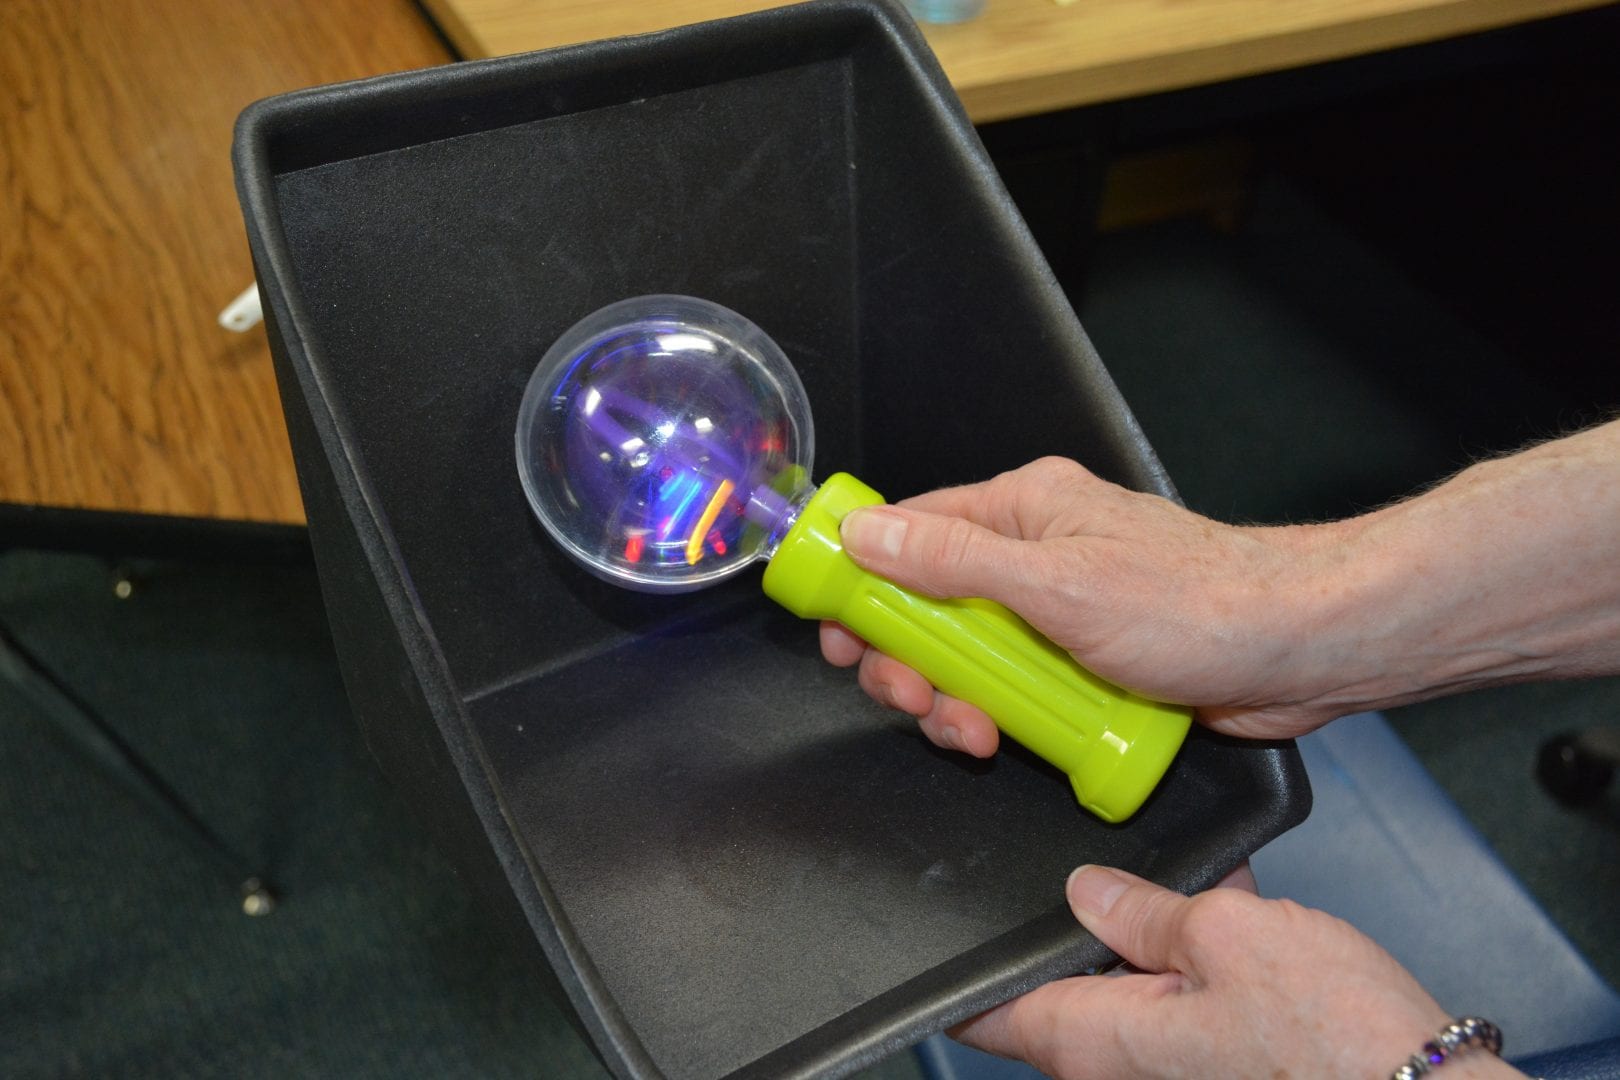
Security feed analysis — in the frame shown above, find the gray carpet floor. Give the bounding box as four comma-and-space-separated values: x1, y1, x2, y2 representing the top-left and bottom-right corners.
1, 552, 613, 1078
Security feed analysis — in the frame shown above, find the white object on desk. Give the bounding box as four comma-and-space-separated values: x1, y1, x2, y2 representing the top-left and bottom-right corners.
218, 282, 263, 332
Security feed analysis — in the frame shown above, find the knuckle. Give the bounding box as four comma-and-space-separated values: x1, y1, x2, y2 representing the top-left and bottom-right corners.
1271, 896, 1344, 940
856, 651, 894, 702
1009, 457, 1096, 539
1111, 885, 1175, 953
1023, 457, 1098, 507
914, 517, 985, 589
1178, 887, 1253, 942
1023, 455, 1088, 487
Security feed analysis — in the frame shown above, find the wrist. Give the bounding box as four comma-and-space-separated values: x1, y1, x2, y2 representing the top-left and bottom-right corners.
1227, 516, 1426, 718
1268, 448, 1611, 716
1284, 507, 1487, 714
1380, 1014, 1528, 1080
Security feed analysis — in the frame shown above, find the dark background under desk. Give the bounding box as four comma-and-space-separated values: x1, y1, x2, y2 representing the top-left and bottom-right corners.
5, 13, 1620, 1078
1077, 11, 1620, 992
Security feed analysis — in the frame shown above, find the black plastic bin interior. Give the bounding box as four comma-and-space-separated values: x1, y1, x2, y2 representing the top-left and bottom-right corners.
233, 2, 1310, 1076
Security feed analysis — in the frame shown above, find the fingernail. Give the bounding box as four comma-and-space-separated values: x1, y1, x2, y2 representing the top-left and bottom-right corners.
841, 507, 906, 560
1067, 865, 1129, 917
939, 725, 962, 751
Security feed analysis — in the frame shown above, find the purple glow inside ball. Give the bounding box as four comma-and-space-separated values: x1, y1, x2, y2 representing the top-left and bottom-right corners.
517, 296, 815, 592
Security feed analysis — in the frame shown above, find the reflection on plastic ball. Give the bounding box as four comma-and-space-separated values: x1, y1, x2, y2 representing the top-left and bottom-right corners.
516, 296, 815, 592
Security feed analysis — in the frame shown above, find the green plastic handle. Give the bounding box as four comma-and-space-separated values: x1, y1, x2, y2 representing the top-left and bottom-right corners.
761, 472, 1191, 822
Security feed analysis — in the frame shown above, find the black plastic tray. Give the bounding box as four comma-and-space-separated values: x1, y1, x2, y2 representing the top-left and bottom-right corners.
233, 2, 1310, 1077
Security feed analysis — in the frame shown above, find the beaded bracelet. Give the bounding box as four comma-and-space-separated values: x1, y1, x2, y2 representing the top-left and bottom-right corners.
1390, 1017, 1504, 1079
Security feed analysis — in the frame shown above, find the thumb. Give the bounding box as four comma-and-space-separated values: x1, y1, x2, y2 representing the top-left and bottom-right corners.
1066, 865, 1199, 976
839, 505, 1046, 606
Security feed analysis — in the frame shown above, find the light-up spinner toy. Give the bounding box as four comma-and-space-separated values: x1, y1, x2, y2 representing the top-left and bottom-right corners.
515, 295, 1192, 822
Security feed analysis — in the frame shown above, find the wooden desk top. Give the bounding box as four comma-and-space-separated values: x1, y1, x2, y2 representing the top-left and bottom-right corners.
423, 0, 1611, 123
1, 1, 449, 526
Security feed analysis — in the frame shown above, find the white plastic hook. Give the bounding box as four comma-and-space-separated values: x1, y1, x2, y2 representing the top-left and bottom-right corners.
218, 283, 263, 332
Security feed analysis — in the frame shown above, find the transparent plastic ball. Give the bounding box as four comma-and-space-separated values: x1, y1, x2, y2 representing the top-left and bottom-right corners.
516, 296, 816, 592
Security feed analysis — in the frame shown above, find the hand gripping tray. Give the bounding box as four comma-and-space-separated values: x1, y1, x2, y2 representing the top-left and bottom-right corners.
232, 2, 1310, 1076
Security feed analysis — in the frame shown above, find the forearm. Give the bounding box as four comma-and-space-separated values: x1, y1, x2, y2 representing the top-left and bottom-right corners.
1296, 419, 1620, 713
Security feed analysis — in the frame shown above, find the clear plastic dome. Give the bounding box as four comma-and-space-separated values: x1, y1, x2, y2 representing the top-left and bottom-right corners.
516, 296, 815, 592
